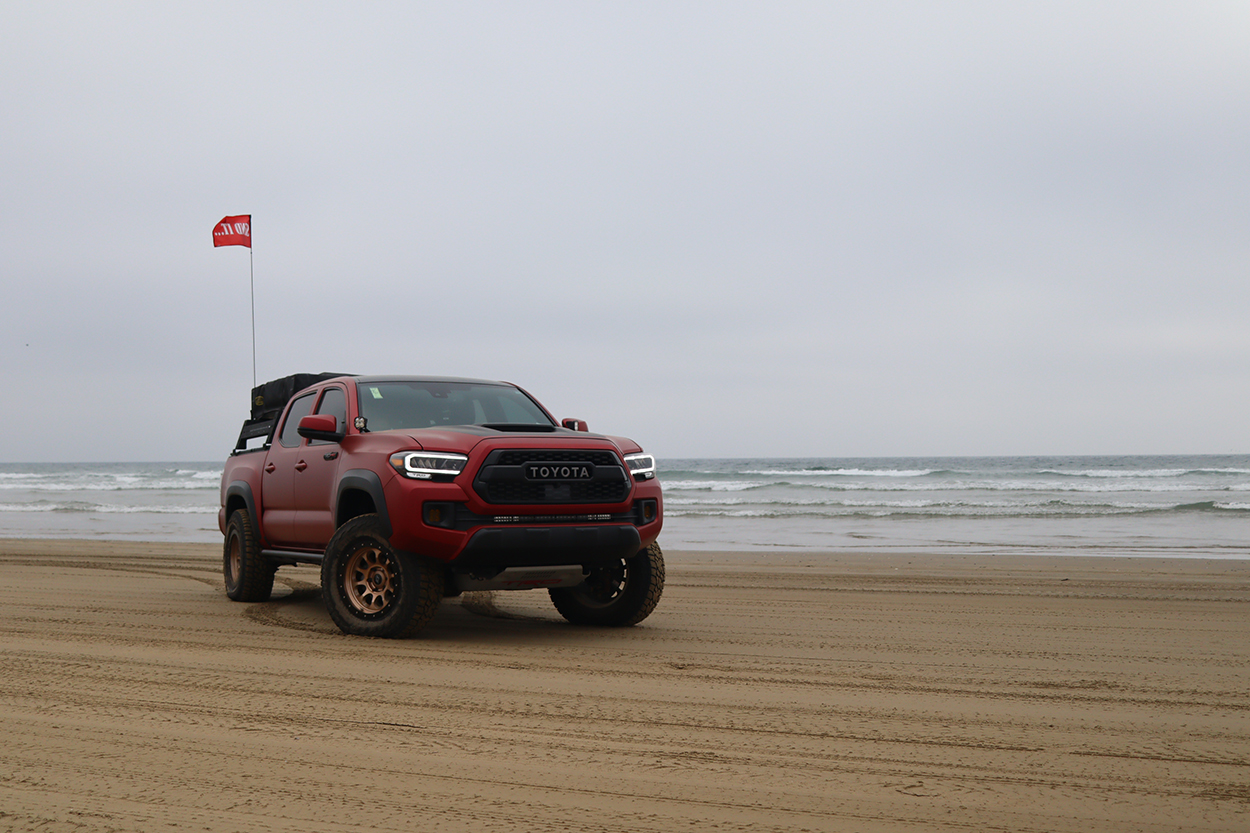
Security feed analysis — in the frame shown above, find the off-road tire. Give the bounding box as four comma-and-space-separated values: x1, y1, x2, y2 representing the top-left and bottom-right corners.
549, 542, 665, 626
321, 514, 443, 638
224, 508, 275, 602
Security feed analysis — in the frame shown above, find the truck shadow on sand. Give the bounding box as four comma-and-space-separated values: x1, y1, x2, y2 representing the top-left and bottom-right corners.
242, 576, 597, 643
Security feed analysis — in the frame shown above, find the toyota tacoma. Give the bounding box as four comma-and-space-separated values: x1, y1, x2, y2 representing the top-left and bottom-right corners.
219, 373, 664, 637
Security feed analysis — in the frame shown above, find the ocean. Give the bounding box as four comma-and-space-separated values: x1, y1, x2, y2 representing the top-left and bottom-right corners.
1, 455, 1246, 558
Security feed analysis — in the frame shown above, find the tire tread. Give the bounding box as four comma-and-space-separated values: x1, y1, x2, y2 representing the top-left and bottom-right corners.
549, 542, 664, 627
224, 508, 275, 602
321, 514, 443, 638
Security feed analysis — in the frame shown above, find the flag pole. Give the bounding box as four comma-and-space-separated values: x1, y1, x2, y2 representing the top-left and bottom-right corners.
249, 245, 256, 388
213, 214, 255, 388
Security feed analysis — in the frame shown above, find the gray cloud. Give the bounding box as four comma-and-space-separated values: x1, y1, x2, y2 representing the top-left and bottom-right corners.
2, 2, 1248, 461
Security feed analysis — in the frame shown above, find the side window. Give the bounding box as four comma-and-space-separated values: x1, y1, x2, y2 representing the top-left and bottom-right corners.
311, 387, 347, 445
278, 393, 317, 448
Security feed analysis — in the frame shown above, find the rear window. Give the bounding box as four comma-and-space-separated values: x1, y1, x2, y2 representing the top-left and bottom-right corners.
356, 381, 552, 432
278, 393, 317, 448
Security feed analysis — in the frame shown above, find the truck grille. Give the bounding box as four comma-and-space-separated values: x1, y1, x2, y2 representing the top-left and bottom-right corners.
472, 449, 630, 505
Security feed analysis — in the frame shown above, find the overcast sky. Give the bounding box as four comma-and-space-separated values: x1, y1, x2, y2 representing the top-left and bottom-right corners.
2, 2, 1248, 462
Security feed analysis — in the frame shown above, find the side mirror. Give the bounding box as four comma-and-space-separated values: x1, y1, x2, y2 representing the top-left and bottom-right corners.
562, 418, 588, 432
297, 413, 344, 442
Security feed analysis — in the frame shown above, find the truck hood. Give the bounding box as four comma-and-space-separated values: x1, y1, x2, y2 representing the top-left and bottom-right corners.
395, 426, 642, 456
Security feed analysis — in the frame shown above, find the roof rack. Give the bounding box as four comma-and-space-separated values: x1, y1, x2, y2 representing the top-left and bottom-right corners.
234, 373, 354, 452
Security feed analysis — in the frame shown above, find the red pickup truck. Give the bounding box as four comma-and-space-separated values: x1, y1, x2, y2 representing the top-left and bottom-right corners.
219, 374, 664, 638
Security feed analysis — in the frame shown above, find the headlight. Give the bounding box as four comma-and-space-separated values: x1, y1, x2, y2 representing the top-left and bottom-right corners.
624, 452, 657, 481
389, 451, 469, 480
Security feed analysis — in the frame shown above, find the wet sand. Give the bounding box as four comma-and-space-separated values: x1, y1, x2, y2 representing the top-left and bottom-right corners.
0, 539, 1247, 831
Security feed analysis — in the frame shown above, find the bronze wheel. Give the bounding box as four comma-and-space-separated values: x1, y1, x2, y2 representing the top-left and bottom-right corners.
549, 542, 665, 627
227, 535, 242, 584
343, 545, 399, 616
321, 514, 443, 638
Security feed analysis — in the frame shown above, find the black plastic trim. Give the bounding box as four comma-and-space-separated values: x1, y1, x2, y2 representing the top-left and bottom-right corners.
472, 448, 630, 505
260, 548, 323, 566
336, 469, 392, 537
439, 502, 646, 531
224, 480, 258, 524
449, 524, 642, 573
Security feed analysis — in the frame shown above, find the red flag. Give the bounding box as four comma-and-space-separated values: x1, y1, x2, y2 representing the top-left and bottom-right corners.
213, 215, 252, 248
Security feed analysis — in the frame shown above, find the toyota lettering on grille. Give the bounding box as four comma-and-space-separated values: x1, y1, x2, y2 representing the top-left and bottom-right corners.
525, 462, 595, 481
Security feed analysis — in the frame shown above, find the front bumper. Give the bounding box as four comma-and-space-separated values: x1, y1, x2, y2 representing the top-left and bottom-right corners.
448, 523, 642, 574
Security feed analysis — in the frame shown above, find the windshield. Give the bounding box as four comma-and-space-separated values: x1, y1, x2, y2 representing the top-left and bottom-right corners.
355, 381, 554, 432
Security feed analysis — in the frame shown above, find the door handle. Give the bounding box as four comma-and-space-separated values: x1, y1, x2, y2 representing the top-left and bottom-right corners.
324, 451, 339, 461
264, 463, 276, 473
295, 461, 308, 472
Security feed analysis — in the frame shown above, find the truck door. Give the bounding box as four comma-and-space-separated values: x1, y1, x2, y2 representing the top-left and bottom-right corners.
290, 385, 346, 547
261, 391, 317, 548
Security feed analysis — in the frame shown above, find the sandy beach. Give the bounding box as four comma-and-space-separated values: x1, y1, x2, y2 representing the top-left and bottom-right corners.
0, 539, 1246, 831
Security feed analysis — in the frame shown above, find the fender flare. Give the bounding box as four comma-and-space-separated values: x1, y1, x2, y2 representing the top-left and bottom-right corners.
224, 480, 258, 523
336, 469, 393, 538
